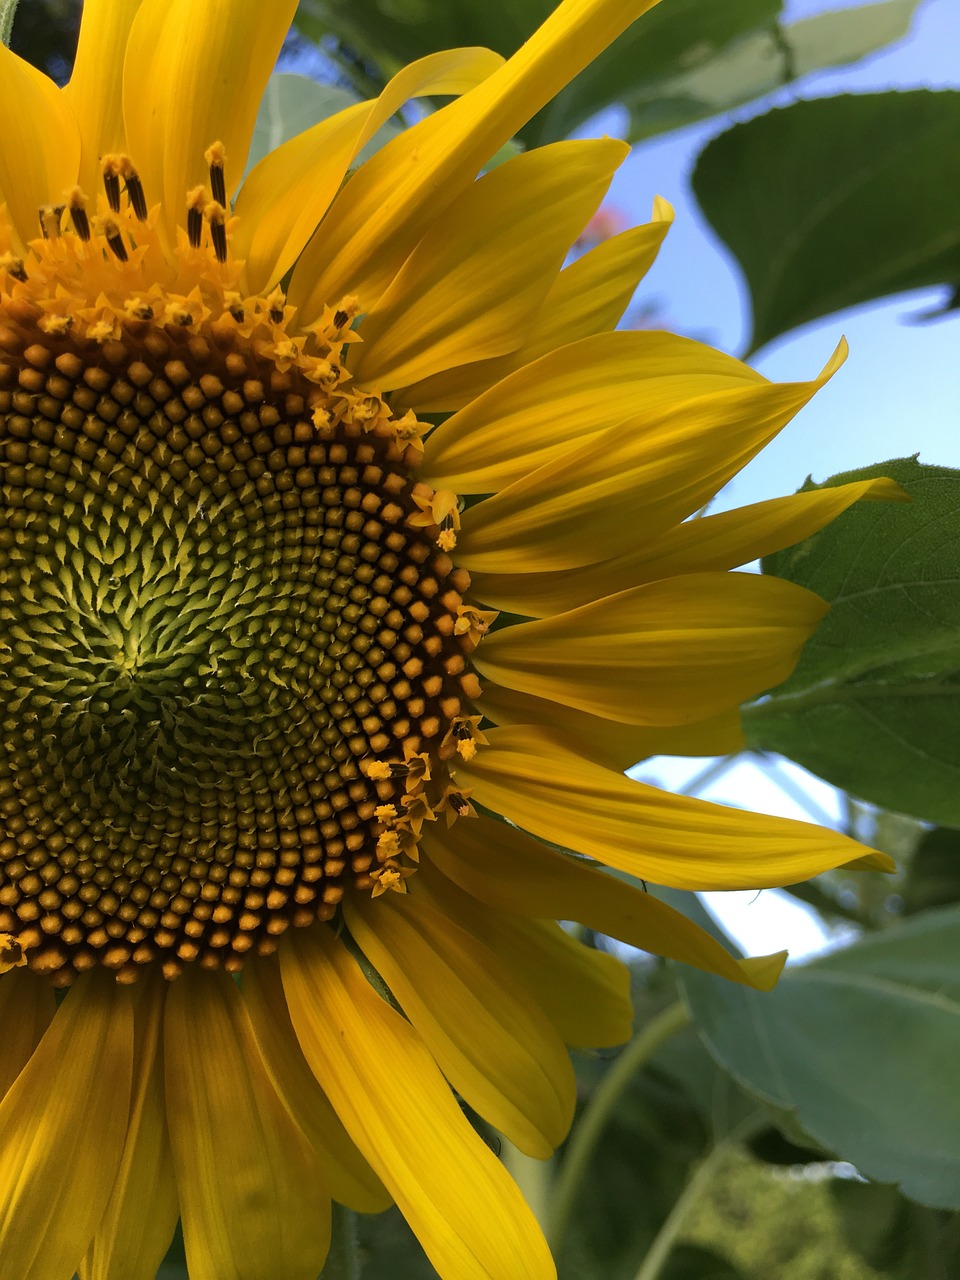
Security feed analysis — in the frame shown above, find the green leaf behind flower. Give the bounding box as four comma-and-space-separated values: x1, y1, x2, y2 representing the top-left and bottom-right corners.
693, 91, 960, 351
681, 902, 960, 1209
745, 458, 960, 827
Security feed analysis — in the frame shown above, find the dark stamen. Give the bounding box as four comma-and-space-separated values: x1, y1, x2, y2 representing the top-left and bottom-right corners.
103, 169, 121, 214
126, 173, 148, 221
105, 224, 129, 262
205, 141, 228, 207
187, 207, 203, 248
69, 190, 91, 241
205, 202, 228, 263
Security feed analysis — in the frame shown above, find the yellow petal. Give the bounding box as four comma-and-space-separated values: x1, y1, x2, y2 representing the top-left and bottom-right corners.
351, 137, 628, 388
422, 330, 763, 493
399, 196, 674, 412
475, 571, 828, 726
478, 681, 746, 768
0, 45, 81, 248
345, 888, 575, 1158
236, 47, 505, 295
241, 955, 391, 1213
468, 476, 903, 616
0, 969, 55, 1098
457, 348, 845, 572
80, 976, 179, 1280
0, 971, 134, 1280
164, 969, 331, 1280
280, 926, 556, 1280
458, 725, 894, 890
123, 0, 298, 245
424, 816, 785, 990
288, 0, 664, 317
419, 856, 634, 1049
64, 0, 144, 196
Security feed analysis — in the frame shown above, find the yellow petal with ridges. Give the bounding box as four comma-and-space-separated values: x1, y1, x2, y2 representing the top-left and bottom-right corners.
0, 969, 55, 1099
457, 347, 845, 572
478, 682, 745, 768
0, 45, 80, 249
241, 956, 391, 1213
235, 47, 505, 295
123, 0, 298, 246
418, 857, 634, 1049
351, 137, 627, 388
475, 571, 827, 726
281, 925, 557, 1280
288, 0, 664, 318
399, 196, 674, 412
422, 329, 763, 493
164, 969, 331, 1280
0, 970, 134, 1280
467, 477, 903, 616
64, 0, 144, 196
425, 817, 785, 990
345, 887, 575, 1158
80, 976, 178, 1280
458, 725, 894, 890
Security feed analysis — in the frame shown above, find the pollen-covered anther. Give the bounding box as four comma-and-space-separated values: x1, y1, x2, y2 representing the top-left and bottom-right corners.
0, 253, 27, 282
440, 716, 488, 763
454, 605, 499, 649
39, 206, 62, 240
67, 187, 91, 241
204, 202, 228, 263
99, 215, 129, 262
204, 141, 228, 207
409, 486, 461, 550
186, 186, 207, 249
0, 932, 27, 975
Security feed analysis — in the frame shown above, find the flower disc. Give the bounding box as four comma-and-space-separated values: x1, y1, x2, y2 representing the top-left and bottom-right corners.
0, 304, 479, 983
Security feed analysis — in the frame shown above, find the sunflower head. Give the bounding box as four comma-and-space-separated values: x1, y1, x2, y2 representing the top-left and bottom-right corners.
0, 3, 896, 1279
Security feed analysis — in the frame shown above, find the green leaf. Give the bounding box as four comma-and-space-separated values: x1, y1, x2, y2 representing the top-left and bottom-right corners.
680, 903, 960, 1209
830, 1178, 960, 1278
903, 828, 960, 914
744, 458, 960, 827
245, 73, 360, 178
621, 0, 923, 143
692, 91, 960, 351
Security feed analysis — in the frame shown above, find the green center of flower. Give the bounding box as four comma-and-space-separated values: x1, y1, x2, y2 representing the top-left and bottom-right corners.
0, 278, 483, 985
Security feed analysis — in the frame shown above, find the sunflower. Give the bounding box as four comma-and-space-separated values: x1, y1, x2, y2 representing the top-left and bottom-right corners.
0, 1, 897, 1277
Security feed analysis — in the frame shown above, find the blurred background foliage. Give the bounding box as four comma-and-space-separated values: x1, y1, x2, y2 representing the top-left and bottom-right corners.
9, 0, 957, 1277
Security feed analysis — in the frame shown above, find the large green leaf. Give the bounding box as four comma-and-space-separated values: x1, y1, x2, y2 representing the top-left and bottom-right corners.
693, 91, 960, 351
830, 1179, 960, 1278
245, 73, 360, 177
744, 459, 960, 827
903, 828, 960, 914
680, 904, 960, 1209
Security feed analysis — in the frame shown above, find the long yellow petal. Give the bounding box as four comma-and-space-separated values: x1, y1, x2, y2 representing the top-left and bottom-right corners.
351, 137, 627, 388
123, 0, 298, 244
164, 969, 331, 1280
0, 46, 80, 249
475, 572, 827, 726
418, 857, 634, 1049
288, 0, 664, 317
468, 477, 903, 616
399, 196, 674, 412
80, 976, 179, 1280
0, 970, 55, 1099
235, 47, 505, 295
421, 330, 763, 493
425, 817, 785, 990
457, 347, 845, 572
241, 955, 391, 1213
345, 888, 575, 1158
478, 680, 745, 767
0, 971, 134, 1280
280, 926, 556, 1280
64, 0, 144, 195
458, 725, 894, 890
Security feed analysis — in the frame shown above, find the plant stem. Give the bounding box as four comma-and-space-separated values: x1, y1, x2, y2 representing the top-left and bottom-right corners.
546, 1001, 692, 1256
501, 1138, 553, 1227
632, 1111, 767, 1280
322, 1203, 361, 1280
